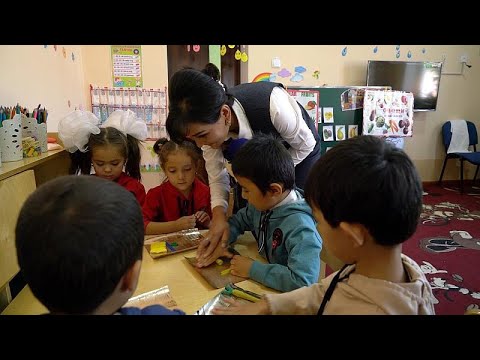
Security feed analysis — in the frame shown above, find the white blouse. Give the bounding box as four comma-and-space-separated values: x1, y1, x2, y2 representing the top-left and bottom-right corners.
203, 86, 317, 211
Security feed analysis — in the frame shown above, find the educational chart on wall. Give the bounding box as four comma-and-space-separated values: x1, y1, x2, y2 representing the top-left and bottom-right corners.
111, 45, 143, 88
288, 86, 364, 155
286, 89, 320, 129
362, 90, 413, 137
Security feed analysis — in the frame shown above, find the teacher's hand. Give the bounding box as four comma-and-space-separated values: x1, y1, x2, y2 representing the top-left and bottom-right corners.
196, 212, 229, 267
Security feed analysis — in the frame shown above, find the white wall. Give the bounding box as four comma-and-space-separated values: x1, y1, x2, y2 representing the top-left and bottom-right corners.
0, 45, 86, 132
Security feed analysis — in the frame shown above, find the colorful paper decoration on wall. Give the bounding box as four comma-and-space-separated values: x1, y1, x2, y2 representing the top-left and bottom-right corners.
252, 72, 272, 82
342, 47, 347, 56
278, 68, 291, 78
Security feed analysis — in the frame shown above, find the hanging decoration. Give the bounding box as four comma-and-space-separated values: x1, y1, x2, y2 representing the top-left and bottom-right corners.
193, 45, 200, 52
241, 45, 248, 62
234, 49, 241, 60
219, 45, 248, 62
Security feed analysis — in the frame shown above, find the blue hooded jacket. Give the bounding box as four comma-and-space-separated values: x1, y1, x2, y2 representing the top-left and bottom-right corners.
228, 189, 322, 292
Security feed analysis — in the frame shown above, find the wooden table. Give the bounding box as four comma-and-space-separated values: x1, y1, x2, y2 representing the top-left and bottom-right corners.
1, 231, 278, 315
0, 149, 71, 311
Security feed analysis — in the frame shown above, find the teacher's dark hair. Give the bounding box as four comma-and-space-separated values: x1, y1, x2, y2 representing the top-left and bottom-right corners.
166, 67, 233, 143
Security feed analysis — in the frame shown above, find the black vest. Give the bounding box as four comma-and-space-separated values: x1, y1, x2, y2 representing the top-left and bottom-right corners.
228, 82, 321, 144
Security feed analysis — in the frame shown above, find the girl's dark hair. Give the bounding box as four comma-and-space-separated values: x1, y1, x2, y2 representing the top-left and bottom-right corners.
69, 127, 142, 180
153, 137, 207, 184
166, 64, 233, 143
154, 137, 202, 168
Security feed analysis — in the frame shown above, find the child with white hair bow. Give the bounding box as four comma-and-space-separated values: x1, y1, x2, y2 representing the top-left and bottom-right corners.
58, 109, 148, 205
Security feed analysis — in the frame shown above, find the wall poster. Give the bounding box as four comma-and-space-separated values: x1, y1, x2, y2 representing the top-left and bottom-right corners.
362, 90, 414, 137
111, 45, 143, 88
286, 88, 320, 129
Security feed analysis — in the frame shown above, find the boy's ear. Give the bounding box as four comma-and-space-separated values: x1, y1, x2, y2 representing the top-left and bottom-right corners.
339, 222, 365, 248
120, 259, 142, 293
268, 183, 284, 196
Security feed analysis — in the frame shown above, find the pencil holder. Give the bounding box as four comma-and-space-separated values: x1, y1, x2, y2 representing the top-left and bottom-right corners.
21, 116, 47, 153
0, 115, 23, 162
36, 122, 48, 152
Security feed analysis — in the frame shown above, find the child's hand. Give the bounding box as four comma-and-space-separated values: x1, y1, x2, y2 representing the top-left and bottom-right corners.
175, 215, 196, 231
212, 297, 271, 315
194, 211, 211, 228
196, 241, 233, 268
229, 255, 253, 278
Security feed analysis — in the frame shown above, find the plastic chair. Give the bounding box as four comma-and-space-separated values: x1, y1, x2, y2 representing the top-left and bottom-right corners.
438, 121, 480, 193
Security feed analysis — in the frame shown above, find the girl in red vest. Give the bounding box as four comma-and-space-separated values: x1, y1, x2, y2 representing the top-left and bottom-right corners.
142, 138, 211, 235
58, 109, 147, 205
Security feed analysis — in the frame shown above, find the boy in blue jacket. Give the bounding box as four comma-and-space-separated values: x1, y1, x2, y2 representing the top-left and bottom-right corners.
200, 134, 322, 292
15, 175, 185, 315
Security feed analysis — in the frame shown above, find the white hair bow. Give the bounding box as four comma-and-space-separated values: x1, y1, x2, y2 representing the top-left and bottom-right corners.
58, 110, 101, 153
102, 109, 147, 141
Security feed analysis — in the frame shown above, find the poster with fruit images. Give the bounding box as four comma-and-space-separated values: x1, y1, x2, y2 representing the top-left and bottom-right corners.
348, 125, 358, 138
323, 107, 334, 123
335, 125, 346, 141
286, 89, 320, 129
323, 126, 334, 141
362, 90, 414, 137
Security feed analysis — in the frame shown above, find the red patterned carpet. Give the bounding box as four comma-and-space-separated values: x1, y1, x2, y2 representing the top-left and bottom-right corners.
401, 184, 480, 315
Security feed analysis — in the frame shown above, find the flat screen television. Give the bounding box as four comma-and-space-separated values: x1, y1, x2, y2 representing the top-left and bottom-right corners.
366, 60, 443, 111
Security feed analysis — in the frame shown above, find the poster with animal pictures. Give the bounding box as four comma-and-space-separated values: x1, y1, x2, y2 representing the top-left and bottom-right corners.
286, 89, 320, 129
362, 90, 413, 137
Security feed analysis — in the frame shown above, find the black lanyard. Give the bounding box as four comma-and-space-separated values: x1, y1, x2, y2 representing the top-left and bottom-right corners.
258, 210, 273, 263
317, 263, 351, 315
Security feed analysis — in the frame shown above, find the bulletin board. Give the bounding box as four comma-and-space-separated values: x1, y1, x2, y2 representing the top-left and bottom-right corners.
288, 86, 362, 155
287, 86, 390, 155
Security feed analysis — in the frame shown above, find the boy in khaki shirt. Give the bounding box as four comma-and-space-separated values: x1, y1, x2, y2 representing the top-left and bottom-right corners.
213, 135, 435, 315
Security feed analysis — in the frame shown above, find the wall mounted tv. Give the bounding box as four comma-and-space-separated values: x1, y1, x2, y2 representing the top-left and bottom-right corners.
366, 60, 443, 111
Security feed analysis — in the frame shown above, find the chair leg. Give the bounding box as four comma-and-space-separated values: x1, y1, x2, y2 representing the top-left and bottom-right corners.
438, 157, 448, 185
460, 160, 464, 194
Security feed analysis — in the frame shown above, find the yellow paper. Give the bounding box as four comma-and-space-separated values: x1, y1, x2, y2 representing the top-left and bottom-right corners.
150, 241, 167, 254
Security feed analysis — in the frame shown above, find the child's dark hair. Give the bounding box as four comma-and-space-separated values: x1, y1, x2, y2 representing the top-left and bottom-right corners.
202, 63, 221, 81
305, 135, 423, 246
15, 175, 144, 314
153, 137, 202, 169
69, 127, 142, 180
232, 133, 295, 195
166, 64, 233, 143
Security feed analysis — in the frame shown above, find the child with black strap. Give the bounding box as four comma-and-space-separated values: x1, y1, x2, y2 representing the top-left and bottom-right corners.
213, 135, 435, 315
202, 134, 322, 292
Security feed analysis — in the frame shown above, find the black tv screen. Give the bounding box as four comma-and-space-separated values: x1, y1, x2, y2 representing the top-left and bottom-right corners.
366, 60, 443, 111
